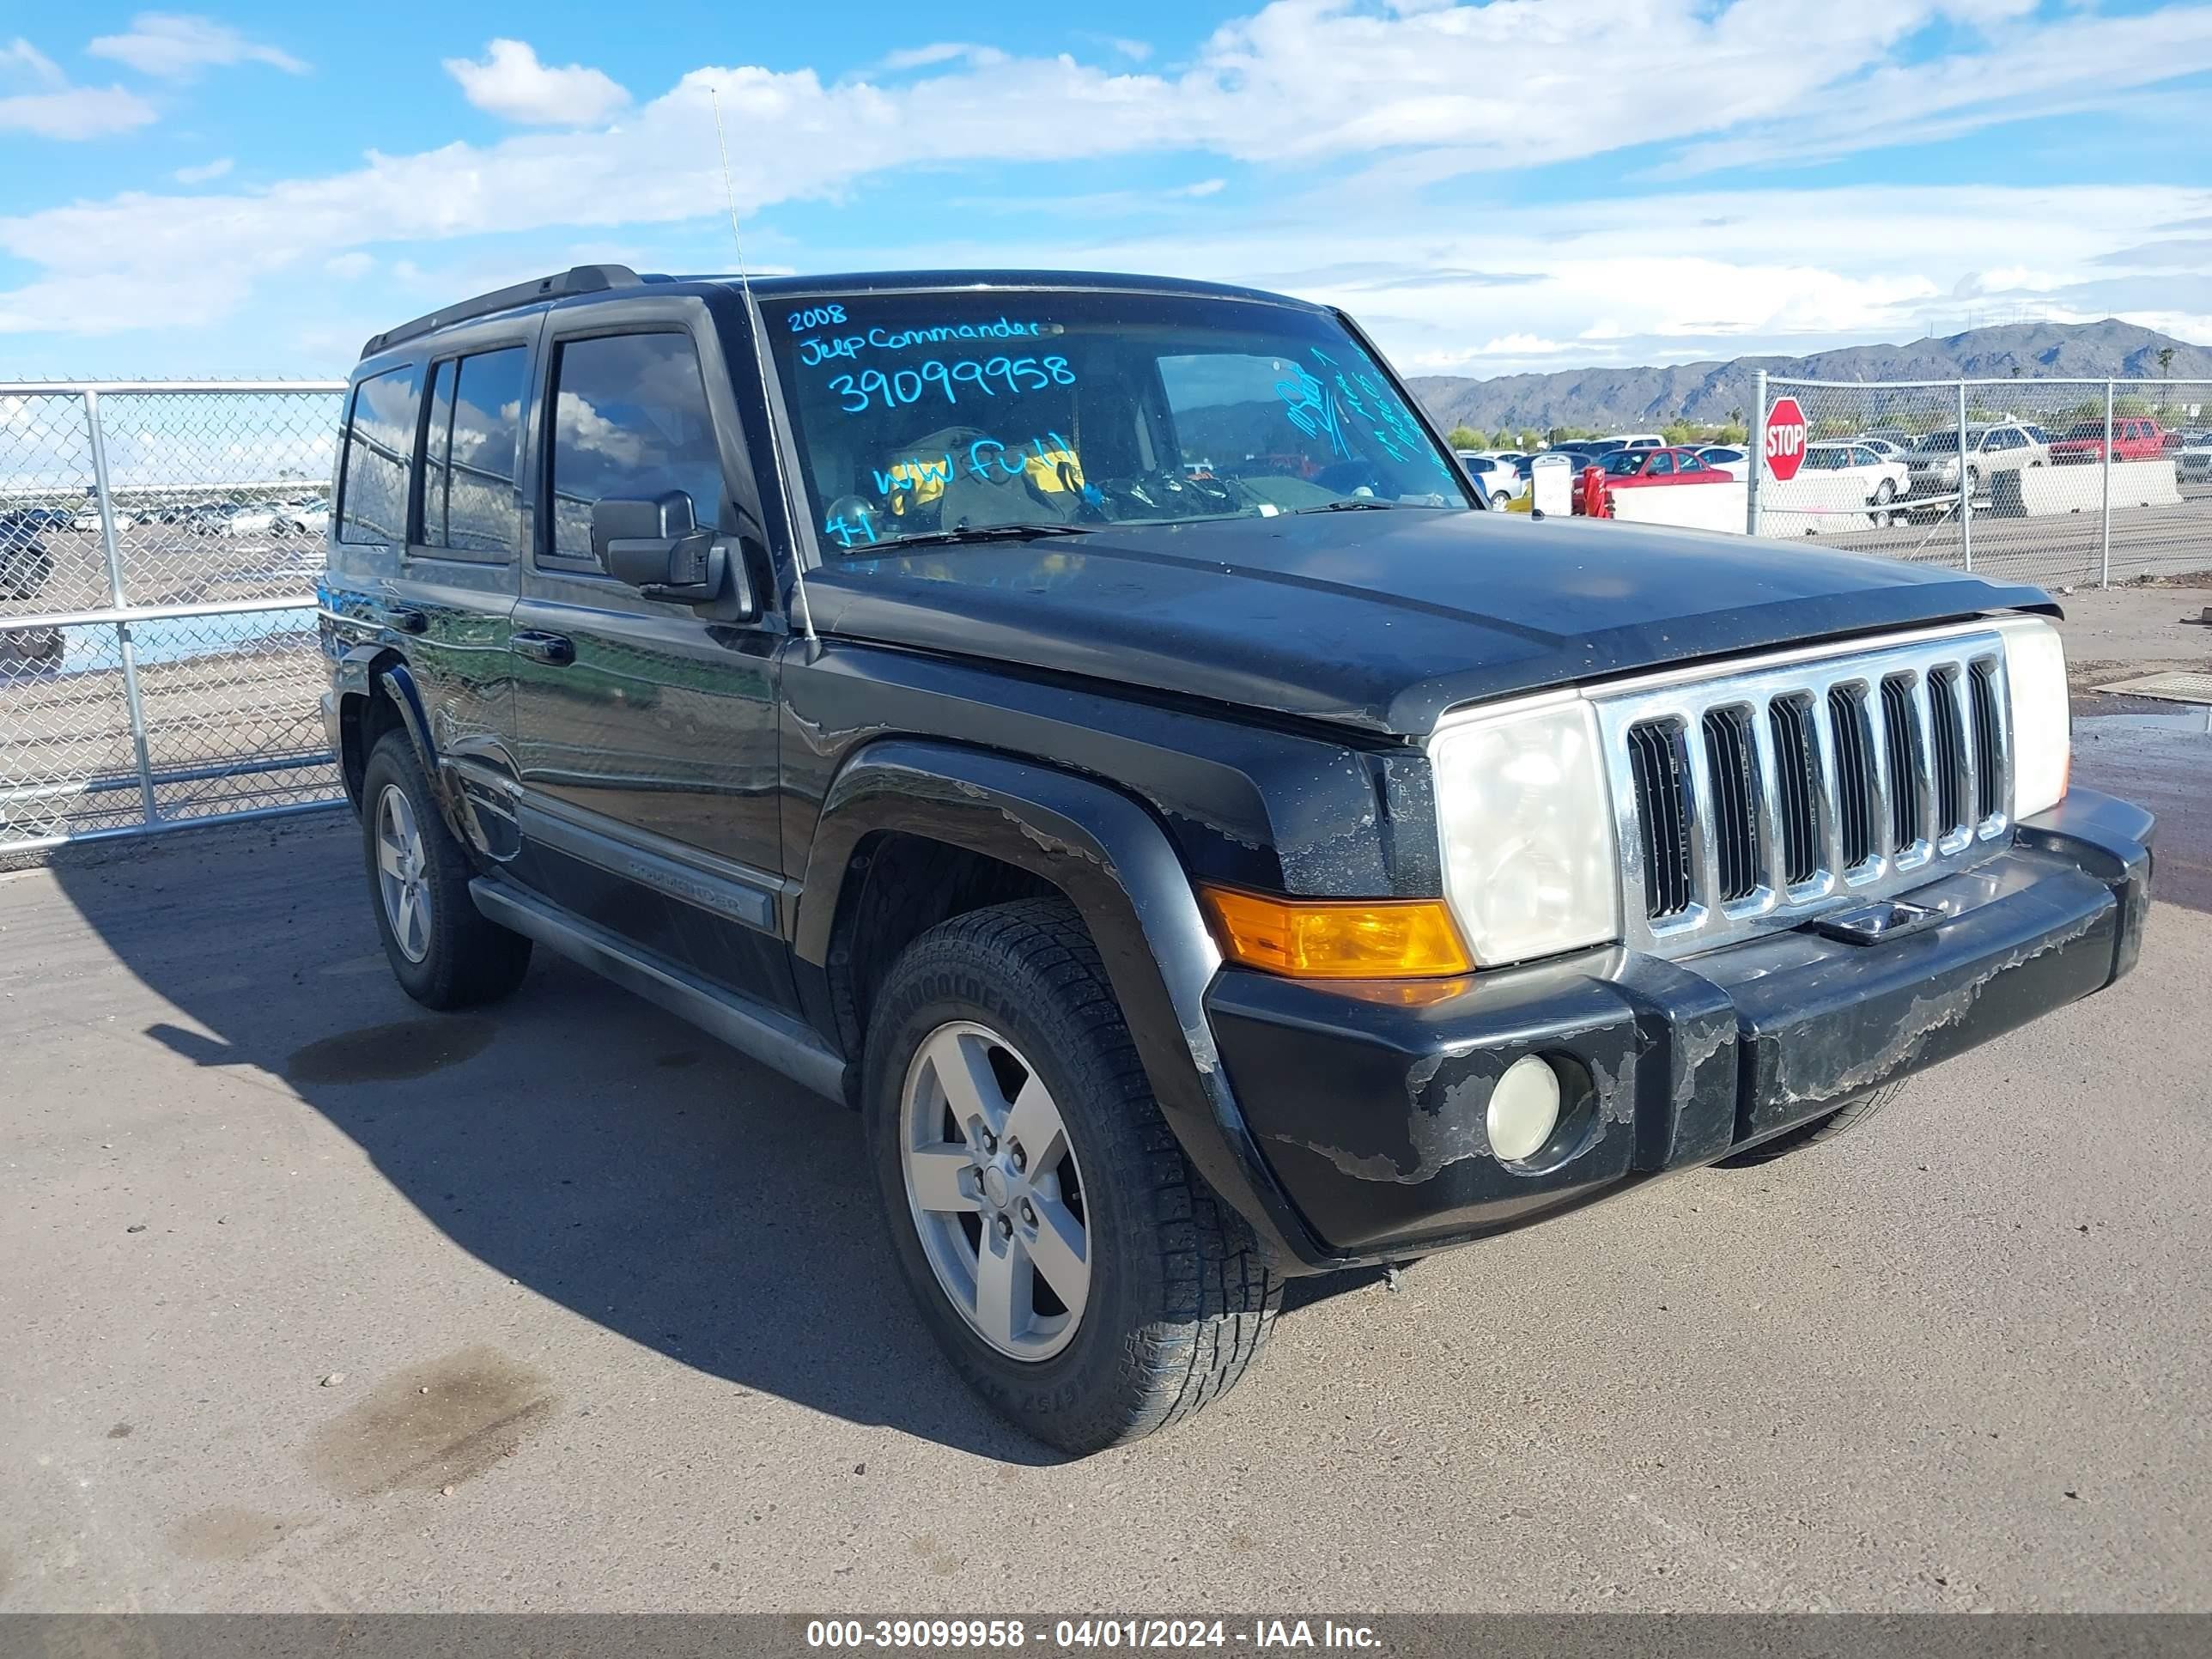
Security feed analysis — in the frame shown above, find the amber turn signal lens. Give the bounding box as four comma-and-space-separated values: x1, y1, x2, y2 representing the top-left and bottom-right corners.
1198, 886, 1474, 978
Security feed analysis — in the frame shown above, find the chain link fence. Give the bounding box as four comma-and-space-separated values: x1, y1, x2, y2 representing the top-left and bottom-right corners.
1, 381, 347, 853
1749, 374, 2212, 586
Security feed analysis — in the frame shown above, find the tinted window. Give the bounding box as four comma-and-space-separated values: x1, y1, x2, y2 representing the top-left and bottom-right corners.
418, 360, 456, 541
1675, 452, 1705, 473
1646, 452, 1675, 476
337, 363, 422, 544
444, 348, 529, 555
547, 332, 726, 564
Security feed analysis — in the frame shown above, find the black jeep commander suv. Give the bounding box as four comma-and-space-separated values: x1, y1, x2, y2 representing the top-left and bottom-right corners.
319, 264, 2153, 1454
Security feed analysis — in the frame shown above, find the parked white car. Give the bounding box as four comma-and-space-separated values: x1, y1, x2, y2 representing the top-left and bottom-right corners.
2178, 433, 2212, 483
1853, 436, 1909, 463
71, 507, 136, 532
1455, 451, 1525, 509
271, 499, 330, 537
219, 503, 278, 537
1796, 441, 1912, 520
1694, 445, 1747, 478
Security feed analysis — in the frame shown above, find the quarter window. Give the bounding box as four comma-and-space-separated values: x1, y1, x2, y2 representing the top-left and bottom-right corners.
337, 363, 422, 545
546, 331, 727, 565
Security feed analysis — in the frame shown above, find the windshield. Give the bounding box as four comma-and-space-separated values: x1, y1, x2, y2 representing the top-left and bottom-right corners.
1915, 432, 1961, 453
1598, 451, 1646, 477
763, 288, 1469, 554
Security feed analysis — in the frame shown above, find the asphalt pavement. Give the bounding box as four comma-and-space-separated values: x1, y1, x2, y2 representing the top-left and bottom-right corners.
1, 720, 2206, 1614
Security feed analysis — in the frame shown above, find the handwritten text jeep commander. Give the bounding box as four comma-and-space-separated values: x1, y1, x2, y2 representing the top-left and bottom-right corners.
318, 265, 2154, 1453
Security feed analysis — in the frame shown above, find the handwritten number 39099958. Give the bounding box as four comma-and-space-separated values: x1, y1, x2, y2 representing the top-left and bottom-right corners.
827, 356, 1078, 416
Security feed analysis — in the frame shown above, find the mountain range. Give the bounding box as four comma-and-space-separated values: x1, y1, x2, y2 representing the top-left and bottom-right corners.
1405, 319, 2212, 436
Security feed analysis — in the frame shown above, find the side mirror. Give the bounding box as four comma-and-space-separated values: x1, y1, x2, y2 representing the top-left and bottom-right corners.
592, 491, 729, 604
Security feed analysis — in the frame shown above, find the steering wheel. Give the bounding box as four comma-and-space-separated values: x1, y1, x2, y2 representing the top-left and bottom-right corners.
1093, 469, 1254, 521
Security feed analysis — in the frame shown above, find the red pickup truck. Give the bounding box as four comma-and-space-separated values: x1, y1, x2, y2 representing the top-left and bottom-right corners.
2048, 416, 2166, 465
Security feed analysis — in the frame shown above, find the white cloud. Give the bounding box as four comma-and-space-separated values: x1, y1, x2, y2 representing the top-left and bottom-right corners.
173, 155, 233, 183
0, 82, 157, 139
1, 39, 64, 87
1671, 3, 2212, 172
0, 37, 157, 138
873, 43, 1009, 73
87, 12, 306, 79
6, 0, 2212, 352
325, 252, 373, 279
443, 39, 630, 126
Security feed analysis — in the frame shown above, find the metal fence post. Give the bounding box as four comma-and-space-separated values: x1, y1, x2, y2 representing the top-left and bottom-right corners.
1747, 369, 1765, 536
2099, 379, 2115, 588
1958, 379, 1972, 573
82, 387, 161, 831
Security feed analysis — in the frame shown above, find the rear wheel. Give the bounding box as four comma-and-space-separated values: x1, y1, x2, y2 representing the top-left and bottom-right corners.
865, 897, 1279, 1454
361, 728, 532, 1009
1714, 1083, 1905, 1168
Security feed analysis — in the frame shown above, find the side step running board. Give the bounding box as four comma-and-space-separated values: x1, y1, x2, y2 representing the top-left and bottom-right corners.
469, 877, 848, 1103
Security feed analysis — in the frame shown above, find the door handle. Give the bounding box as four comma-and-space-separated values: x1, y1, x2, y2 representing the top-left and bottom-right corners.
511, 630, 575, 666
368, 604, 426, 635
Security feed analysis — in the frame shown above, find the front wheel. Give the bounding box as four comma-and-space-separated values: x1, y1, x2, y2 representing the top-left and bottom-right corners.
864, 898, 1279, 1455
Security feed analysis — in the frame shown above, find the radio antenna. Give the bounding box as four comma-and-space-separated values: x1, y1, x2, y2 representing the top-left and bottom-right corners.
711, 85, 815, 641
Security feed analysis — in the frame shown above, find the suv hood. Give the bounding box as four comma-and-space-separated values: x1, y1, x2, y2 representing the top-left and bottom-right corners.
802, 509, 2052, 736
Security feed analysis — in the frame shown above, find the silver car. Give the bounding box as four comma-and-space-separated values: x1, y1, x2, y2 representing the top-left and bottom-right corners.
2178, 433, 2212, 483
1904, 421, 2047, 507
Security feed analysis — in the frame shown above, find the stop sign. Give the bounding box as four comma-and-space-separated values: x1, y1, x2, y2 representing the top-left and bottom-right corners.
1765, 397, 1809, 482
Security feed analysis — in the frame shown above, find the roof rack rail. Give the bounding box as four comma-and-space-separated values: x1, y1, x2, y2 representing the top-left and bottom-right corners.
359, 264, 644, 359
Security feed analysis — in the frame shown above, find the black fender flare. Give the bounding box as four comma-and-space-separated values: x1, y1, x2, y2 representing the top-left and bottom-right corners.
335, 648, 463, 840
794, 738, 1325, 1267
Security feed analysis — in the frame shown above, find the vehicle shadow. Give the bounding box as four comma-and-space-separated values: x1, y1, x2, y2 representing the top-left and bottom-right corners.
46, 815, 1376, 1465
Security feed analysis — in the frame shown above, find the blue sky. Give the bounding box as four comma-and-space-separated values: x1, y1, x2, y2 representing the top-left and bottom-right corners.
3, 1, 2210, 380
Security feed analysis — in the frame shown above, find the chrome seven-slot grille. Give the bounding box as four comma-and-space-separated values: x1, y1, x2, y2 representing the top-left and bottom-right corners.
1595, 627, 2012, 955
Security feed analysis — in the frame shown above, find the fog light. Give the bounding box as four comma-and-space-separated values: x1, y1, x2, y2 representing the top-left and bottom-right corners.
1487, 1055, 1562, 1163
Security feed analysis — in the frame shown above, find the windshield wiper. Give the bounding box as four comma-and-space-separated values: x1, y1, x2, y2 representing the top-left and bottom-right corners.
868, 522, 1095, 551
1289, 498, 1405, 514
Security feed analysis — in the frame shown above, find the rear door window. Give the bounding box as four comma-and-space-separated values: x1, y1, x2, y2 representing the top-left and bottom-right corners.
443, 348, 529, 556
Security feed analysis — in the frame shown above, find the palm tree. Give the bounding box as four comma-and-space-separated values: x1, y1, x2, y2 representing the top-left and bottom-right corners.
2158, 346, 2175, 381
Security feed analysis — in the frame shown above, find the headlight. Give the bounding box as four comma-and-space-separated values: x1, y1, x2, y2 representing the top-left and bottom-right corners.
1429, 691, 1620, 966
1994, 613, 2069, 818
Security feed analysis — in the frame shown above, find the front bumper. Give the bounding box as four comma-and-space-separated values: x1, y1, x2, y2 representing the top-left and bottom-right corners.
1206, 787, 2154, 1267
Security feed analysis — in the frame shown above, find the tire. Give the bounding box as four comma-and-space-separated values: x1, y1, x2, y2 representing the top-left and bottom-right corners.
360, 728, 532, 1009
864, 896, 1280, 1455
1964, 465, 1981, 506
1713, 1083, 1905, 1169
1869, 477, 1896, 526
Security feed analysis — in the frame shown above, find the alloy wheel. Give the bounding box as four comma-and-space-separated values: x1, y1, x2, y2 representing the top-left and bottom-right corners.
374, 783, 432, 964
899, 1020, 1091, 1362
